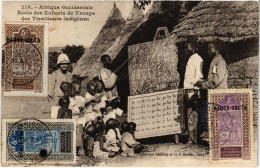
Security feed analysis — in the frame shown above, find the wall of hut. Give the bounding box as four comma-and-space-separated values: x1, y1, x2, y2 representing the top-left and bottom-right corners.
224, 40, 259, 126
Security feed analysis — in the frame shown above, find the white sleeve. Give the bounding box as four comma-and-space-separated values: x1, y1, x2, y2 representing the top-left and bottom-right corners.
100, 70, 117, 89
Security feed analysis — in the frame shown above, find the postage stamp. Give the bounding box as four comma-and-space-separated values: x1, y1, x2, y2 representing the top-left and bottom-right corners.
3, 23, 48, 96
208, 89, 254, 163
1, 119, 76, 165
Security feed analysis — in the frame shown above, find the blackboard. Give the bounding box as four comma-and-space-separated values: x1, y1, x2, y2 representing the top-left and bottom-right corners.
128, 36, 179, 96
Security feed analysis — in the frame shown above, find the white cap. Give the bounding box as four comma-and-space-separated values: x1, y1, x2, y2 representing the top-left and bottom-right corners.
57, 53, 70, 65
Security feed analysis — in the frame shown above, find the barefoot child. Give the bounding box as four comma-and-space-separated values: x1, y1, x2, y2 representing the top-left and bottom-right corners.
105, 119, 121, 153
93, 121, 115, 158
121, 122, 145, 156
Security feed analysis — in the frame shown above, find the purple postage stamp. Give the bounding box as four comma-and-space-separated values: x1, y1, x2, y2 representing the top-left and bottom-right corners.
208, 89, 253, 162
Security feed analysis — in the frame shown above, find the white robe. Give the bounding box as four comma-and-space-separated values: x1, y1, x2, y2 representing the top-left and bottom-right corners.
184, 53, 204, 89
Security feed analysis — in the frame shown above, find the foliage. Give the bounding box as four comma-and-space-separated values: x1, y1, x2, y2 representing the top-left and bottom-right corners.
61, 45, 85, 63
48, 51, 60, 74
48, 45, 85, 74
136, 0, 151, 10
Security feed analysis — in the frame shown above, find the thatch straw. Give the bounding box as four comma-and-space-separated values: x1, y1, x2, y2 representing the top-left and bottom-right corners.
78, 2, 144, 79
73, 3, 126, 76
173, 1, 259, 42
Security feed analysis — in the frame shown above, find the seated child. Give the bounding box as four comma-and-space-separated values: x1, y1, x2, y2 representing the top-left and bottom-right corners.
93, 78, 107, 119
83, 125, 95, 157
68, 82, 81, 118
102, 95, 123, 123
121, 122, 145, 156
57, 95, 72, 119
71, 81, 85, 119
86, 81, 108, 121
51, 82, 71, 119
120, 121, 129, 135
93, 121, 115, 158
85, 81, 97, 106
77, 82, 97, 125
105, 119, 121, 153
72, 81, 85, 111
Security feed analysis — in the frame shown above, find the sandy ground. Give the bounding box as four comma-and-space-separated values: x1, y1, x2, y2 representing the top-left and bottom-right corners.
76, 143, 209, 167
2, 96, 51, 119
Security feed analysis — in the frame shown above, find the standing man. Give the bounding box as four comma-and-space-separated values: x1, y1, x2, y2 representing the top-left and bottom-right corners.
195, 43, 228, 142
99, 54, 118, 99
48, 53, 73, 107
195, 43, 228, 89
184, 43, 204, 144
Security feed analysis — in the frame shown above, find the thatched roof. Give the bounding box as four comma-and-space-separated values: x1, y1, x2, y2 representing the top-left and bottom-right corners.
83, 2, 144, 79
73, 3, 126, 76
173, 1, 259, 42
74, 1, 199, 80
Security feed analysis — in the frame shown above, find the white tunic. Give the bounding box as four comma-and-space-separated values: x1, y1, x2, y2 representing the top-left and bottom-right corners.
184, 53, 204, 89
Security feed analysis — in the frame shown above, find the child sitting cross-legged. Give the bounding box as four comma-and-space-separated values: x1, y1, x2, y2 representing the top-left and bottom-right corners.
105, 118, 121, 153
121, 122, 146, 156
93, 121, 115, 158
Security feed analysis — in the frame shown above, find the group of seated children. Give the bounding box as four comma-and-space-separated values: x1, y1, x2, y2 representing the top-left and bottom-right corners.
84, 119, 146, 158
55, 78, 146, 158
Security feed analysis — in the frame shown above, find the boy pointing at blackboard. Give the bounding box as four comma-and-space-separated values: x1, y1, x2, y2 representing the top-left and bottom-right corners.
99, 54, 118, 99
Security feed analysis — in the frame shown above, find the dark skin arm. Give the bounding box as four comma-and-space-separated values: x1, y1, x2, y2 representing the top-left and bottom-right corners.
99, 136, 108, 152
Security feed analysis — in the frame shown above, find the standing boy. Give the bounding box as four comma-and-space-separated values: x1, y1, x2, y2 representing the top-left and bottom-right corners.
99, 54, 118, 99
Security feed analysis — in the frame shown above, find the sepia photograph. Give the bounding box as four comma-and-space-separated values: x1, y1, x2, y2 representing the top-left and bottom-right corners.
1, 0, 258, 167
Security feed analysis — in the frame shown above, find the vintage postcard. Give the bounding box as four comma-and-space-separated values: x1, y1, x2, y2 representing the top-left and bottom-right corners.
2, 23, 48, 96
1, 0, 258, 167
1, 119, 76, 165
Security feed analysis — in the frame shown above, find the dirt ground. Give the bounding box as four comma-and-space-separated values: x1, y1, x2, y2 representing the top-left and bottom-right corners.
75, 143, 209, 167
2, 96, 51, 119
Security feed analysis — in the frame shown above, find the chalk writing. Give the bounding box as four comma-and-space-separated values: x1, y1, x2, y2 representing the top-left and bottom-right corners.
128, 36, 179, 96
128, 89, 184, 139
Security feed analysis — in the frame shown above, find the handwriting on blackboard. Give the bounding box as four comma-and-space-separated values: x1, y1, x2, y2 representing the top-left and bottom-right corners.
128, 89, 184, 139
128, 36, 179, 96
